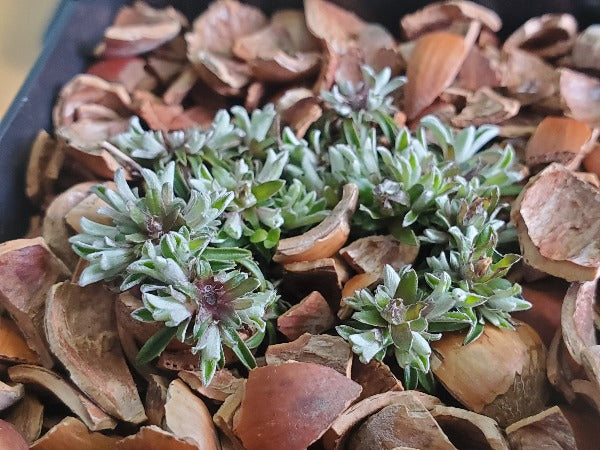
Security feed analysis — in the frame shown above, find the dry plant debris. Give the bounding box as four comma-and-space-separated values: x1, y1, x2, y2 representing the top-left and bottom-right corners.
2, 0, 600, 447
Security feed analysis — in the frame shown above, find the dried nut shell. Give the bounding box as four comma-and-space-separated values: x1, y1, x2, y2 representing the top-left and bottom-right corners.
502, 49, 557, 105
7, 364, 116, 431
0, 316, 41, 365
339, 235, 419, 275
524, 117, 595, 169
87, 57, 149, 92
561, 281, 598, 365
584, 145, 600, 179
559, 68, 600, 128
265, 333, 352, 376
351, 358, 404, 402
431, 322, 548, 427
572, 25, 600, 72
0, 420, 28, 450
304, 0, 366, 52
503, 14, 578, 58
26, 130, 64, 208
213, 384, 245, 450
64, 190, 112, 233
339, 272, 381, 320
505, 406, 576, 450
233, 361, 362, 450
404, 31, 470, 120
145, 374, 168, 427
0, 381, 23, 412
116, 426, 197, 450
0, 238, 70, 368
45, 281, 146, 424
276, 291, 336, 341
274, 183, 358, 264
30, 416, 119, 450
512, 163, 600, 281
456, 45, 503, 91
178, 368, 244, 403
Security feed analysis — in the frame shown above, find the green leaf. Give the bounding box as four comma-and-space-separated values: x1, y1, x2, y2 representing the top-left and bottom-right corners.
202, 247, 252, 262
395, 269, 418, 303
249, 229, 268, 243
352, 310, 388, 327
222, 327, 256, 370
252, 180, 285, 201
136, 326, 178, 365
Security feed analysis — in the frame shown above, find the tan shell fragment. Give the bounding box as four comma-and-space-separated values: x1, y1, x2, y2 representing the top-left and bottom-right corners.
431, 322, 548, 427
561, 281, 597, 365
30, 417, 120, 450
400, 1, 501, 40
505, 406, 576, 450
26, 130, 64, 207
430, 405, 509, 450
4, 393, 43, 444
0, 381, 23, 411
559, 68, 600, 128
451, 88, 520, 128
145, 374, 168, 426
351, 358, 403, 402
7, 365, 116, 431
503, 14, 578, 59
277, 291, 336, 340
346, 394, 456, 450
339, 235, 419, 275
303, 0, 366, 52
233, 361, 362, 450
0, 237, 70, 368
64, 190, 112, 234
178, 368, 245, 403
572, 25, 600, 72
116, 426, 197, 450
502, 49, 557, 105
266, 333, 352, 376
274, 183, 358, 263
339, 272, 381, 320
213, 384, 245, 450
163, 379, 219, 450
524, 117, 595, 169
45, 282, 146, 424
512, 163, 600, 281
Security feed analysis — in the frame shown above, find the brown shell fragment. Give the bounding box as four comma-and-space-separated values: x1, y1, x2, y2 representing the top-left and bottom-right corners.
178, 368, 244, 403
281, 96, 322, 138
505, 406, 577, 450
0, 420, 28, 450
265, 333, 352, 377
524, 117, 595, 169
451, 88, 520, 127
99, 2, 187, 58
512, 163, 600, 281
213, 384, 245, 450
430, 405, 509, 450
346, 394, 456, 450
502, 49, 557, 105
45, 282, 146, 424
431, 322, 548, 427
274, 183, 358, 263
116, 426, 197, 450
0, 316, 41, 365
572, 25, 600, 72
64, 191, 111, 233
233, 361, 362, 450
404, 31, 470, 120
144, 375, 168, 427
400, 1, 501, 40
0, 237, 70, 368
87, 57, 150, 92
456, 46, 503, 91
351, 358, 403, 402
339, 272, 381, 320
571, 379, 600, 413
7, 365, 116, 431
30, 417, 120, 450
561, 281, 597, 365
581, 345, 600, 388
4, 393, 43, 444
339, 235, 419, 275
26, 130, 64, 208
277, 291, 336, 341
163, 379, 219, 450
162, 66, 199, 106
503, 14, 578, 59
304, 0, 366, 52
559, 68, 600, 128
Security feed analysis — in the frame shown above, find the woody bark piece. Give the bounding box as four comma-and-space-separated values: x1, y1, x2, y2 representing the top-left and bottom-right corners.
213, 384, 245, 450
502, 49, 557, 105
43, 182, 97, 270
505, 406, 577, 450
0, 420, 28, 450
561, 281, 597, 366
503, 14, 578, 59
7, 365, 116, 431
451, 88, 520, 128
524, 117, 595, 169
346, 395, 456, 450
164, 379, 219, 450
0, 237, 70, 368
274, 183, 359, 264
46, 282, 146, 424
430, 405, 509, 450
179, 368, 245, 403
116, 426, 198, 450
30, 416, 120, 450
0, 316, 40, 365
400, 1, 501, 40
4, 393, 43, 444
277, 291, 336, 340
404, 30, 473, 120
265, 333, 352, 377
351, 358, 403, 402
339, 235, 419, 275
431, 322, 548, 427
26, 130, 64, 207
282, 257, 350, 308
234, 361, 362, 450
0, 381, 23, 411
512, 163, 600, 281
145, 374, 168, 426
559, 69, 600, 128
572, 25, 600, 72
